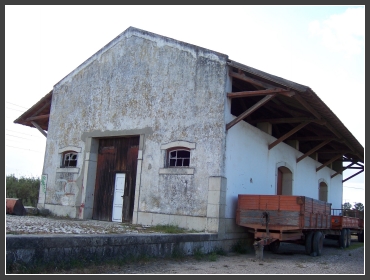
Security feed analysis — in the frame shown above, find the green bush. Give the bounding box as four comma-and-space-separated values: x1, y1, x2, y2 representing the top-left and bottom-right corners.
6, 174, 40, 207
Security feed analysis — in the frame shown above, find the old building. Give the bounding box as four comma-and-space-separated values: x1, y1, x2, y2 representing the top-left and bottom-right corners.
14, 27, 364, 240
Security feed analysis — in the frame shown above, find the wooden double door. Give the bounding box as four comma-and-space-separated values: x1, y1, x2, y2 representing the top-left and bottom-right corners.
92, 136, 139, 222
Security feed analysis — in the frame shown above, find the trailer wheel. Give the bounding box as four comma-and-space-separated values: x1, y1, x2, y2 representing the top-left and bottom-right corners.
346, 229, 351, 247
358, 230, 364, 242
339, 229, 348, 248
305, 231, 314, 255
269, 240, 280, 253
313, 231, 324, 256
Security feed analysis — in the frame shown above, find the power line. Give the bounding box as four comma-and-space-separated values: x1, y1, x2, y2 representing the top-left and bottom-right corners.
5, 134, 45, 141
5, 101, 28, 109
343, 186, 364, 190
6, 134, 31, 140
6, 107, 25, 112
6, 145, 43, 153
5, 130, 45, 139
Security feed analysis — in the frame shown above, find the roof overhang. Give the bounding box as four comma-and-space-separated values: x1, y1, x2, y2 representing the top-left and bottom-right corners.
13, 60, 364, 182
227, 60, 364, 182
13, 90, 52, 136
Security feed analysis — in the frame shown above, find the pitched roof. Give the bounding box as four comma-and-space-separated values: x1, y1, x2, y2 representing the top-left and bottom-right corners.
13, 27, 364, 180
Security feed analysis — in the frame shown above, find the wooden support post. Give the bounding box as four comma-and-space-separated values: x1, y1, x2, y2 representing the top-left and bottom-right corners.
31, 121, 47, 137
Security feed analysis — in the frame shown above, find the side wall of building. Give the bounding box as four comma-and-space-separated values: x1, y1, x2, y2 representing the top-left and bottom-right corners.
38, 28, 228, 233
222, 79, 343, 238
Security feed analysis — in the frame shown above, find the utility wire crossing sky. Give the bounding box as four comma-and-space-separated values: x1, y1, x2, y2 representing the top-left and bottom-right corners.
5, 5, 364, 205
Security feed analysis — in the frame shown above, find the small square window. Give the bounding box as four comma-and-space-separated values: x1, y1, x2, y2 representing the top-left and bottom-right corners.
62, 152, 78, 167
167, 148, 190, 167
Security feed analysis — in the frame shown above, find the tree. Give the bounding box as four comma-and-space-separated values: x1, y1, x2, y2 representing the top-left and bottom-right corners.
6, 174, 40, 207
342, 202, 352, 210
353, 202, 364, 211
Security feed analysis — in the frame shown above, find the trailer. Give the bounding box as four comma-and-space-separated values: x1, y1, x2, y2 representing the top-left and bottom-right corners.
327, 208, 364, 247
236, 194, 364, 259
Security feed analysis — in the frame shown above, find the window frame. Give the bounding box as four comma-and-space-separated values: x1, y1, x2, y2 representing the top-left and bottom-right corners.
61, 151, 78, 168
166, 147, 191, 168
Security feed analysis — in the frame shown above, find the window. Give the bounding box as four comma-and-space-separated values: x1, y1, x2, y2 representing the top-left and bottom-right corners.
167, 148, 190, 167
62, 152, 78, 167
160, 141, 195, 175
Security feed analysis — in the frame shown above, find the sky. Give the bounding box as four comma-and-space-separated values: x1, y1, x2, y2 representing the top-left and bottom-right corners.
5, 5, 365, 206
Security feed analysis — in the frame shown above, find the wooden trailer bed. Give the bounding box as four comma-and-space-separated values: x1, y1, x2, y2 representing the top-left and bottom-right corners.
236, 194, 332, 258
236, 194, 331, 233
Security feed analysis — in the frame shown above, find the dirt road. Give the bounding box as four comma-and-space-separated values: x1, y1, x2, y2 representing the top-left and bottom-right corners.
63, 240, 364, 274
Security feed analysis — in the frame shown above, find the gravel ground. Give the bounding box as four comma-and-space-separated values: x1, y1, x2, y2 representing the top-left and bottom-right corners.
6, 214, 365, 274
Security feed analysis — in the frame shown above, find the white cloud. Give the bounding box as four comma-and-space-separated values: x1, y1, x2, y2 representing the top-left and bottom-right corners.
309, 7, 365, 56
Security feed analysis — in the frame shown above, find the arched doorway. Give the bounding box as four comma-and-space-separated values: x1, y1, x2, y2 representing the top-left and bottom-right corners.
319, 181, 328, 202
277, 166, 293, 195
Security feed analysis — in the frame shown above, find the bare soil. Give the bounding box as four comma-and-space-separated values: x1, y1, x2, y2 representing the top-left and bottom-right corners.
59, 239, 364, 274
6, 215, 364, 274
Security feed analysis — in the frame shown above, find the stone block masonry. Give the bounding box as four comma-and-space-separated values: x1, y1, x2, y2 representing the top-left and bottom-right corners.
6, 233, 237, 269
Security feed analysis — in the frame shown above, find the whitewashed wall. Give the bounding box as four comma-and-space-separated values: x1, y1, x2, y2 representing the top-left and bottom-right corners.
224, 110, 344, 219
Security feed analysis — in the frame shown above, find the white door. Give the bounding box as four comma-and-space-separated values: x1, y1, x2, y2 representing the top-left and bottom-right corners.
112, 173, 125, 222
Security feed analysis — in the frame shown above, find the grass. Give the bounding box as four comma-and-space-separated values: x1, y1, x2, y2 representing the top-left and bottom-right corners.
192, 246, 227, 262
8, 246, 228, 274
149, 224, 189, 234
344, 242, 364, 250
231, 240, 251, 254
7, 253, 158, 274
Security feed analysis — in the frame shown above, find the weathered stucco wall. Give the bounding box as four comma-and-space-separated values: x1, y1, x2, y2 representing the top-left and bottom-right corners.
41, 27, 228, 222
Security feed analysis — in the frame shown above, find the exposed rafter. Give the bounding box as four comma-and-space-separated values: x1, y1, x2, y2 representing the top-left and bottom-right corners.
316, 154, 342, 172
297, 139, 332, 163
226, 94, 276, 130
30, 101, 51, 117
293, 94, 322, 120
31, 121, 47, 137
290, 136, 339, 142
229, 70, 277, 89
227, 88, 294, 98
343, 169, 364, 183
331, 162, 356, 178
249, 117, 322, 125
26, 114, 50, 122
268, 121, 311, 150
267, 100, 309, 118
317, 149, 352, 154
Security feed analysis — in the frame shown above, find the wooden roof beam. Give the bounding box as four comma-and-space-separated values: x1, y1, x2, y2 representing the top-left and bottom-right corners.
30, 100, 51, 117
31, 121, 47, 137
226, 94, 276, 130
229, 70, 278, 89
316, 154, 342, 172
324, 122, 361, 160
331, 162, 356, 178
343, 169, 364, 183
249, 117, 309, 124
331, 162, 355, 178
293, 94, 322, 120
290, 136, 338, 142
317, 149, 352, 154
268, 101, 309, 118
249, 117, 321, 125
268, 121, 311, 150
296, 139, 332, 163
227, 88, 295, 98
26, 114, 50, 122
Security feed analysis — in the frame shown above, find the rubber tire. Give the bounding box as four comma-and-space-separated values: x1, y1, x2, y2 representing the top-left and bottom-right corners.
305, 231, 314, 255
269, 240, 280, 254
312, 231, 324, 256
339, 229, 348, 248
346, 229, 351, 247
357, 230, 363, 242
